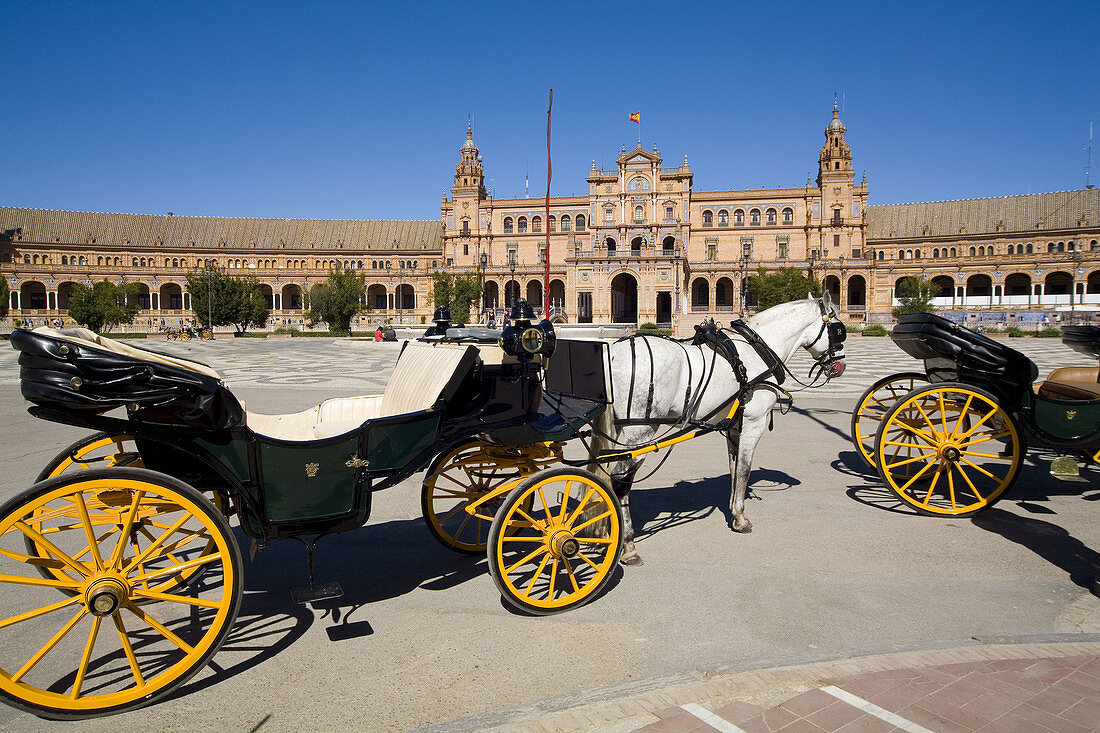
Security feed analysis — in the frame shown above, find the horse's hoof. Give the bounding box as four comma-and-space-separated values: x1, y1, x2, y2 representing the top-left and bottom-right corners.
620, 552, 645, 566
732, 521, 753, 534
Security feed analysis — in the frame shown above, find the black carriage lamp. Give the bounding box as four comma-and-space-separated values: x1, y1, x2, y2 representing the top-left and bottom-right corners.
424, 305, 454, 337
501, 299, 556, 358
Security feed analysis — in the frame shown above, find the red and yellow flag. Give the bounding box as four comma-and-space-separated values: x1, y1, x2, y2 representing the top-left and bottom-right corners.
629, 112, 640, 123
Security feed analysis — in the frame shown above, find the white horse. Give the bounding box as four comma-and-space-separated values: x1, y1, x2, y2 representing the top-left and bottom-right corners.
587, 294, 846, 565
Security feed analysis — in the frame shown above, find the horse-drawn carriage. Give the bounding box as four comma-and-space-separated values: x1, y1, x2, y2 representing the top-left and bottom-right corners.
0, 305, 625, 718
0, 296, 849, 719
850, 312, 1100, 516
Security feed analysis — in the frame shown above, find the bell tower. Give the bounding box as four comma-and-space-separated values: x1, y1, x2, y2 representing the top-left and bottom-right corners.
452, 120, 486, 201
817, 99, 853, 187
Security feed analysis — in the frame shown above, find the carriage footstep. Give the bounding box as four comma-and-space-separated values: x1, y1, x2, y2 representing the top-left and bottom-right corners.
292, 582, 344, 605
1050, 455, 1088, 483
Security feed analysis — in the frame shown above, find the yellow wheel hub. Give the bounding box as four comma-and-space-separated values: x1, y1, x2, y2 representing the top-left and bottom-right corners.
83, 576, 129, 617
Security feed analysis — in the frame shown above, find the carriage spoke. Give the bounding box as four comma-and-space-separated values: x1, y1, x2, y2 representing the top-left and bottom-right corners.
537, 487, 552, 524
884, 451, 936, 471
950, 394, 975, 434
11, 608, 88, 683
959, 457, 1001, 482
522, 554, 552, 599
573, 510, 613, 534
71, 615, 102, 699
74, 492, 105, 571
131, 588, 225, 609
564, 488, 596, 527
921, 464, 946, 506
547, 557, 558, 599
129, 551, 221, 583
13, 521, 91, 578
125, 602, 194, 654
576, 551, 601, 571
506, 546, 547, 575
955, 406, 998, 441
108, 490, 145, 569
113, 612, 145, 687
953, 463, 985, 503
898, 459, 936, 491
565, 560, 580, 592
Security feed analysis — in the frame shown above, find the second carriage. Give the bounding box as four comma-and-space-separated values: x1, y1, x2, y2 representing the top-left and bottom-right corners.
849, 312, 1100, 516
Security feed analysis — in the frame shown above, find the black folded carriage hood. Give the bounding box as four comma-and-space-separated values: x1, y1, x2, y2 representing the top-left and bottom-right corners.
11, 328, 243, 432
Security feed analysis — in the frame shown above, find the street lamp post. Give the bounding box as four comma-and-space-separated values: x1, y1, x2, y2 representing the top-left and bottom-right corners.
507, 250, 517, 308
1070, 249, 1084, 323
739, 253, 750, 317
479, 251, 488, 323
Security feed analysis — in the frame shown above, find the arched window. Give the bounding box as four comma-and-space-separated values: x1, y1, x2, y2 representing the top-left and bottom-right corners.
23, 254, 30, 264
914, 250, 921, 259
1048, 242, 1055, 253
734, 209, 745, 225
702, 210, 713, 226
518, 217, 528, 233
97, 256, 104, 265
933, 249, 940, 259
718, 210, 729, 226
898, 250, 905, 260
503, 217, 514, 234
1057, 241, 1065, 253
950, 247, 957, 257
560, 215, 571, 231
766, 208, 777, 225
750, 209, 761, 225
782, 207, 794, 224
61, 256, 68, 265
1007, 244, 1014, 255
634, 205, 644, 222
532, 216, 542, 232
969, 247, 976, 257
575, 214, 586, 231
877, 250, 885, 260
548, 215, 556, 232
1026, 243, 1033, 254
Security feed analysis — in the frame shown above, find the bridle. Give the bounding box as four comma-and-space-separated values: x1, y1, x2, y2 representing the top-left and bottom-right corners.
807, 299, 847, 383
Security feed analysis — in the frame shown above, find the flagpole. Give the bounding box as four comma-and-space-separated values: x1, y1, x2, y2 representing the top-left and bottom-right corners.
545, 89, 552, 320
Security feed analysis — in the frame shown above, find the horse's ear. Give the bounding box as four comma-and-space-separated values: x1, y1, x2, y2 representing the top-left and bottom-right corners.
807, 291, 814, 300
822, 290, 833, 308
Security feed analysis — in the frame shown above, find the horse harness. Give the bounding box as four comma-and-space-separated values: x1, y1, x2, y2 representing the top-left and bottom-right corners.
614, 319, 787, 430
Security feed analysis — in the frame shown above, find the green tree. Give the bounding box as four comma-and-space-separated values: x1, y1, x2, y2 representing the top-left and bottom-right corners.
0, 275, 9, 319
747, 267, 822, 310
66, 280, 142, 333
186, 266, 269, 334
892, 276, 938, 316
307, 269, 367, 335
430, 271, 483, 323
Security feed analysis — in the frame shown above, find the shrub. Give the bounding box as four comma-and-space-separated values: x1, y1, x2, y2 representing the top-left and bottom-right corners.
862, 324, 889, 337
1006, 326, 1026, 337
636, 322, 671, 337
1035, 327, 1062, 338
273, 327, 300, 335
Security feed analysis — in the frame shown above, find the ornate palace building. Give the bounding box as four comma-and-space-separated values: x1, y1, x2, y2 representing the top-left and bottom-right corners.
3, 105, 1098, 333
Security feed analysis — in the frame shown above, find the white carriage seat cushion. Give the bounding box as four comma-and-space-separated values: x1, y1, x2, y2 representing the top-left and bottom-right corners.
245, 342, 477, 441
32, 326, 222, 380
378, 342, 478, 417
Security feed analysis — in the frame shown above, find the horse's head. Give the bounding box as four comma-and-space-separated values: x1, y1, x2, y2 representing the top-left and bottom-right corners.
802, 291, 846, 380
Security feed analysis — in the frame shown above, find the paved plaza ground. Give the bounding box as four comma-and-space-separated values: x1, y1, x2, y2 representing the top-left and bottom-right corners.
0, 335, 1096, 732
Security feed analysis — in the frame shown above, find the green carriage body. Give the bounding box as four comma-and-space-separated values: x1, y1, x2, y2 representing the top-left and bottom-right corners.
891, 313, 1100, 453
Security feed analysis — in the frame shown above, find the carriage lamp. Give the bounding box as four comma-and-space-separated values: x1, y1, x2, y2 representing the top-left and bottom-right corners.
501, 299, 556, 357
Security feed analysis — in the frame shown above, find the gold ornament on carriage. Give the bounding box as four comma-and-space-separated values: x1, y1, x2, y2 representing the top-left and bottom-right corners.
305, 462, 320, 477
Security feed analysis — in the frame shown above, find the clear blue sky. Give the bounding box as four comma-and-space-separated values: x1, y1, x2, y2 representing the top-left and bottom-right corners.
3, 1, 1097, 220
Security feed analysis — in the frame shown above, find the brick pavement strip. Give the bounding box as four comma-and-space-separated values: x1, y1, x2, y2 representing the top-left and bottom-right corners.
440, 641, 1100, 733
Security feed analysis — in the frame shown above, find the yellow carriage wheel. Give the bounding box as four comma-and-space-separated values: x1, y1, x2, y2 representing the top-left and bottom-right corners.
850, 372, 929, 469
487, 468, 622, 615
38, 433, 144, 482
28, 435, 225, 595
873, 383, 1022, 517
179, 330, 192, 341
0, 468, 241, 719
421, 441, 516, 554
422, 442, 559, 554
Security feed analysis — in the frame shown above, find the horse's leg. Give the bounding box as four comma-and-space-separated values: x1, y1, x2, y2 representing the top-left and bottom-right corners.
728, 413, 768, 533
609, 460, 643, 565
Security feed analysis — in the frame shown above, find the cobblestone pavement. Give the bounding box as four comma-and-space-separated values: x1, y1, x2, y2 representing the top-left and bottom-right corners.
0, 333, 1097, 732
1, 334, 1096, 401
